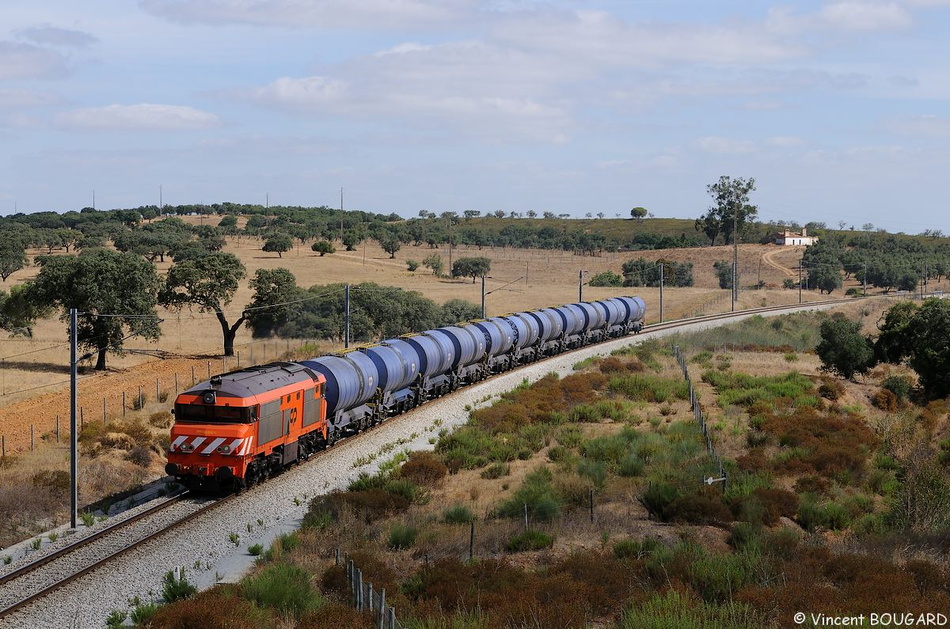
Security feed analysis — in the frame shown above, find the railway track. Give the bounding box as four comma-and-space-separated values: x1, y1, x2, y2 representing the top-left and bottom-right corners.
0, 296, 851, 621
0, 492, 231, 620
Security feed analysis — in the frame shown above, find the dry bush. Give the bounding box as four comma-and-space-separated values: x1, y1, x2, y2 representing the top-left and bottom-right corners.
314, 489, 410, 525
598, 356, 645, 374
872, 388, 898, 412
299, 602, 375, 629
920, 400, 949, 433
80, 458, 147, 497
762, 406, 877, 481
149, 410, 173, 429
666, 489, 733, 525
398, 451, 448, 486
752, 488, 799, 525
817, 376, 845, 401
143, 584, 275, 629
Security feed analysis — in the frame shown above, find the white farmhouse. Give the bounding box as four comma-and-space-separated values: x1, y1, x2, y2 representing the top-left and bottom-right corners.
775, 228, 819, 246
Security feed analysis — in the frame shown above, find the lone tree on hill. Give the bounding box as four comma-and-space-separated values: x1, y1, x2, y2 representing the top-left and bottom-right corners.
816, 314, 874, 381
630, 207, 648, 222
159, 252, 247, 356
695, 176, 758, 246
262, 233, 293, 257
452, 257, 491, 283
29, 249, 162, 370
311, 240, 335, 256
244, 268, 303, 338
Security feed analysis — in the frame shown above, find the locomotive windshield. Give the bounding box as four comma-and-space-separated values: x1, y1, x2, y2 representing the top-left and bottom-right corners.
175, 403, 253, 423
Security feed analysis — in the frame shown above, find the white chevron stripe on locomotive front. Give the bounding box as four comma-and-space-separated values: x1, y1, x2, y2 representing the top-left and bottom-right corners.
238, 436, 254, 455
200, 437, 227, 455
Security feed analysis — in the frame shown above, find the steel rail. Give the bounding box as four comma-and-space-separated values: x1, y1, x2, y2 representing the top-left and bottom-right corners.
0, 493, 235, 620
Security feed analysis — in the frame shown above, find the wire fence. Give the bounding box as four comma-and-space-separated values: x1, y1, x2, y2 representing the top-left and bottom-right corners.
0, 338, 323, 455
340, 550, 405, 629
672, 344, 728, 492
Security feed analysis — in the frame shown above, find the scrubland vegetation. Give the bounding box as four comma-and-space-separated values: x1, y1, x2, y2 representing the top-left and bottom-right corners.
133, 308, 950, 628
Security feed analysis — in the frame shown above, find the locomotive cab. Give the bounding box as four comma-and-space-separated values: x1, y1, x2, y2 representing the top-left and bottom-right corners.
166, 363, 326, 491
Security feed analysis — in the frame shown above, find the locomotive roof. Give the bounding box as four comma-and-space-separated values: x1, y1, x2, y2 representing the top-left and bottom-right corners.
180, 362, 320, 399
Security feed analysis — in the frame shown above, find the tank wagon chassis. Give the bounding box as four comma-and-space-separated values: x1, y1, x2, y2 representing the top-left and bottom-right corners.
166, 297, 646, 491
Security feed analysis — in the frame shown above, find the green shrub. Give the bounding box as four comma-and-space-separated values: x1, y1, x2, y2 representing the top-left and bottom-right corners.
443, 504, 476, 524
387, 523, 418, 550
882, 374, 912, 401
480, 462, 509, 479
797, 497, 852, 531
618, 453, 645, 477
263, 532, 300, 562
248, 543, 264, 556
577, 459, 607, 489
161, 569, 198, 603
618, 589, 763, 629
241, 563, 321, 617
384, 478, 421, 503
505, 529, 554, 552
609, 374, 688, 403
612, 538, 666, 560
588, 270, 623, 287
497, 468, 561, 522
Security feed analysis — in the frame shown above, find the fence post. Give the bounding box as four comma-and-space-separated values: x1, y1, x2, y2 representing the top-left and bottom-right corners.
523, 503, 528, 531
1, 435, 4, 457
191, 365, 196, 384
80, 407, 84, 430
378, 589, 386, 629
174, 373, 179, 394
388, 607, 396, 629
103, 397, 107, 424
30, 424, 34, 451
589, 488, 594, 522
207, 362, 211, 379
56, 415, 60, 443
469, 520, 475, 561
356, 568, 363, 611
156, 378, 160, 401
367, 583, 374, 614
237, 351, 241, 368
122, 391, 126, 416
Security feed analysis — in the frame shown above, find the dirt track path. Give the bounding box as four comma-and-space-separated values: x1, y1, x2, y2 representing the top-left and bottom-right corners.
761, 247, 798, 278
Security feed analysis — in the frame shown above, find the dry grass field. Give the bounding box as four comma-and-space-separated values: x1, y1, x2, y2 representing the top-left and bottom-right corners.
0, 225, 910, 455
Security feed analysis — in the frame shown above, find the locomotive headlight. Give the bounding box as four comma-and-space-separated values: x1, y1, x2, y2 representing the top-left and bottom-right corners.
217, 445, 231, 454
181, 443, 194, 452
202, 391, 216, 404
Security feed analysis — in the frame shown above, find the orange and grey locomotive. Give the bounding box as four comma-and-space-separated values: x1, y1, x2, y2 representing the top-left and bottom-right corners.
166, 296, 645, 490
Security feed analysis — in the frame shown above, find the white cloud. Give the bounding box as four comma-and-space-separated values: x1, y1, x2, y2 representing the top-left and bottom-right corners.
0, 88, 62, 111
768, 2, 912, 34
54, 104, 220, 131
819, 2, 912, 31
693, 137, 756, 154
138, 0, 474, 29
232, 40, 573, 143
492, 10, 805, 68
0, 41, 70, 80
889, 114, 950, 137
246, 76, 350, 110
768, 136, 806, 147
17, 25, 99, 48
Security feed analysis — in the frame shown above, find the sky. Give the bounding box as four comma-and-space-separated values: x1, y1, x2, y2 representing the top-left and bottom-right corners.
2, 0, 949, 234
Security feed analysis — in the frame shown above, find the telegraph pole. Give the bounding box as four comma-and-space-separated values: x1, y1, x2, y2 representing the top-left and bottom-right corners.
69, 308, 78, 529
481, 275, 486, 318
659, 263, 664, 323
344, 284, 350, 349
